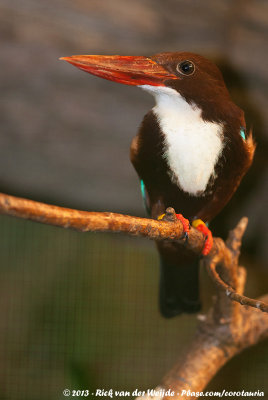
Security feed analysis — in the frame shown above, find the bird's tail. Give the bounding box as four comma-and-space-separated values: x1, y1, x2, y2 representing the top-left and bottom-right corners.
158, 243, 201, 318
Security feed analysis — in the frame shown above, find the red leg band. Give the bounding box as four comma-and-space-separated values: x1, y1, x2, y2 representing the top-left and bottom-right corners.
176, 213, 190, 236
195, 224, 213, 256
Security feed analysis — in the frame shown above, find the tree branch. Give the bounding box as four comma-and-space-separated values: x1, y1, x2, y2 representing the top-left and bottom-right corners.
0, 192, 213, 255
0, 192, 267, 314
136, 218, 268, 400
1, 191, 268, 397
158, 294, 268, 400
204, 218, 268, 314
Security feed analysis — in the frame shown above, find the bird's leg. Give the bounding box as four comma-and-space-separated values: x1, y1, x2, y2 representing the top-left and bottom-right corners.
157, 210, 212, 253
158, 208, 190, 240
192, 219, 213, 256
175, 214, 190, 240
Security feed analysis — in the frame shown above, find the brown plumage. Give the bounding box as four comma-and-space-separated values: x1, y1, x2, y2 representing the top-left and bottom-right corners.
61, 51, 255, 317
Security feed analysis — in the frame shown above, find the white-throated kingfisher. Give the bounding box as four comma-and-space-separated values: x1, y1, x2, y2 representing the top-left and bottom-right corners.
61, 52, 255, 317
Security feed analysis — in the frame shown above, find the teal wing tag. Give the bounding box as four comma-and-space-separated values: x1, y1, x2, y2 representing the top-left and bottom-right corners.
240, 127, 246, 141
140, 179, 151, 215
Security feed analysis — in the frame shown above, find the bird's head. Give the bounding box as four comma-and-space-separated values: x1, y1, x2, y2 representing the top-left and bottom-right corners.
60, 52, 231, 119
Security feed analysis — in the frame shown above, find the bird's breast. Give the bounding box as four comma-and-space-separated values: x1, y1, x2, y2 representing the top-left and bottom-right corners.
153, 97, 224, 196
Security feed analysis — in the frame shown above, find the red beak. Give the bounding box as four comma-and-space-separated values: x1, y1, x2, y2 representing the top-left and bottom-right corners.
60, 55, 177, 86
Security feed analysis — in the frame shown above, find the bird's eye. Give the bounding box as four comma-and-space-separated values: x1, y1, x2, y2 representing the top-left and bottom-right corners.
177, 60, 195, 76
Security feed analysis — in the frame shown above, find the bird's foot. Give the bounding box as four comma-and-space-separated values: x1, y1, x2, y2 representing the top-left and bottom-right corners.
157, 207, 177, 222
192, 219, 213, 256
158, 208, 189, 240
175, 213, 190, 240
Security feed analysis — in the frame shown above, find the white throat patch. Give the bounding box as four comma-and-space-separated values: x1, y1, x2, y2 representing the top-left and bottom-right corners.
139, 85, 224, 196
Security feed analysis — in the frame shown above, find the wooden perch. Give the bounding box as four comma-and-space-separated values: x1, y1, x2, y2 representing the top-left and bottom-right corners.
0, 191, 267, 398
138, 219, 268, 399
0, 192, 267, 314
146, 289, 268, 399
0, 192, 205, 253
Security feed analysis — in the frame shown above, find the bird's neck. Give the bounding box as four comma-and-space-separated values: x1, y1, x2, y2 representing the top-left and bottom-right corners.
140, 85, 225, 196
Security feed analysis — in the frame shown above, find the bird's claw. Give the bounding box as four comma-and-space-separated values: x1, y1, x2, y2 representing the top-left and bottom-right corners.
175, 213, 190, 241
192, 219, 213, 256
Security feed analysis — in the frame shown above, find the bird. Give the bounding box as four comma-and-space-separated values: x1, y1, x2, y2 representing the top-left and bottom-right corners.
60, 52, 255, 318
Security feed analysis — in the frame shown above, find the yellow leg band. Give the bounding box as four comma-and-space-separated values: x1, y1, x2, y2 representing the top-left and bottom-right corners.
192, 219, 205, 228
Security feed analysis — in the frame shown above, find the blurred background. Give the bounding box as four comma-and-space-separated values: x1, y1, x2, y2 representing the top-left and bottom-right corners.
0, 0, 267, 399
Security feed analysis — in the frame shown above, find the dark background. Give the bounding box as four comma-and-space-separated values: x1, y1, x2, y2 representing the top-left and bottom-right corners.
0, 1, 267, 399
